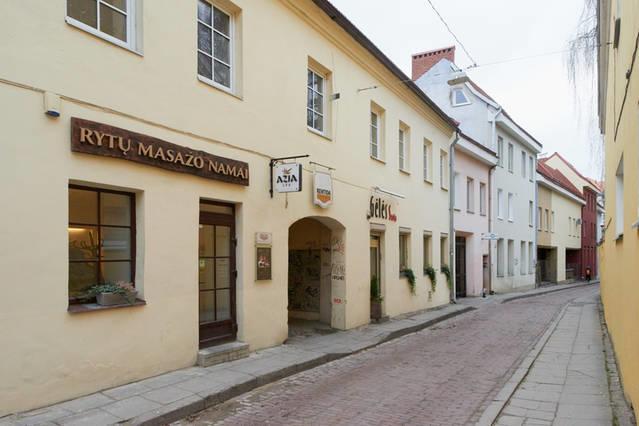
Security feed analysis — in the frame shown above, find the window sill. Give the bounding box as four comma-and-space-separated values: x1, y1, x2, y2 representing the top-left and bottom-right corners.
68, 298, 146, 314
615, 233, 624, 242
399, 168, 411, 176
370, 156, 386, 164
441, 186, 449, 192
454, 207, 461, 212
65, 17, 143, 56
467, 210, 475, 215
307, 127, 332, 141
424, 178, 433, 185
197, 75, 242, 100
508, 219, 514, 223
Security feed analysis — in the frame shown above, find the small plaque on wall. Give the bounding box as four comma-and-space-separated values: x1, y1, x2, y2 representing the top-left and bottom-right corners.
256, 247, 272, 281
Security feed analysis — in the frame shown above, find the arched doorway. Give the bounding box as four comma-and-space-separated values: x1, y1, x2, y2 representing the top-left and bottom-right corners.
288, 216, 346, 336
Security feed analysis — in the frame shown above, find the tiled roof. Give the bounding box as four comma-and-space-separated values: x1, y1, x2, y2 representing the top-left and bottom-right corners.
544, 152, 603, 194
537, 161, 585, 200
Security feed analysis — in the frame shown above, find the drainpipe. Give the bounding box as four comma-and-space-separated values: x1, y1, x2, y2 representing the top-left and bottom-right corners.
533, 157, 539, 287
449, 130, 461, 304
487, 163, 497, 294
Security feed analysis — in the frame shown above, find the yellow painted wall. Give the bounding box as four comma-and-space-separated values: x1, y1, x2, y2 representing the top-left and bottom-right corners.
599, 0, 639, 416
0, 0, 454, 415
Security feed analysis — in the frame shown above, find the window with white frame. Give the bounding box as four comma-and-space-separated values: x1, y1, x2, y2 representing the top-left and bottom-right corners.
398, 125, 410, 171
508, 192, 514, 221
198, 0, 233, 90
497, 238, 505, 277
399, 231, 411, 273
507, 239, 514, 276
521, 151, 527, 178
66, 0, 137, 49
307, 69, 325, 133
467, 177, 475, 213
454, 173, 462, 210
545, 209, 549, 232
529, 156, 534, 181
552, 211, 556, 232
423, 140, 432, 182
538, 207, 543, 230
480, 183, 487, 216
528, 242, 534, 274
508, 143, 514, 173
370, 111, 380, 159
529, 201, 533, 227
440, 234, 448, 268
440, 150, 449, 190
423, 232, 432, 269
497, 137, 504, 167
497, 189, 504, 219
451, 88, 471, 106
520, 241, 527, 275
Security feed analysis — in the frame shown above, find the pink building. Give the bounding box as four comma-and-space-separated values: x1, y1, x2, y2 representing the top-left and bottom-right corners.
453, 134, 498, 297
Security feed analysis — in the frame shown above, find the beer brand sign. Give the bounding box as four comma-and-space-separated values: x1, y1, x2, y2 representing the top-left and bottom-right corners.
71, 118, 249, 186
313, 171, 333, 208
274, 163, 302, 193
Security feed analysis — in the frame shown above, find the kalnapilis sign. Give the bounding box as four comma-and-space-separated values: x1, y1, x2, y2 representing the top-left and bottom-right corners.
71, 118, 249, 186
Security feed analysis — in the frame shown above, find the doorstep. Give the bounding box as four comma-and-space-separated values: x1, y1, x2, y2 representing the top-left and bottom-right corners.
0, 303, 473, 426
197, 341, 249, 367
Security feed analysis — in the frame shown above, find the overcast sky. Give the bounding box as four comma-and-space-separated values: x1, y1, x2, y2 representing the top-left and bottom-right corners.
330, 0, 601, 179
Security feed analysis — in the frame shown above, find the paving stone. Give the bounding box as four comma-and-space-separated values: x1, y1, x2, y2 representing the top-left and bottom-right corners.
496, 415, 525, 426
141, 386, 194, 405
56, 393, 114, 414
102, 382, 151, 400
555, 403, 613, 420
10, 407, 72, 426
55, 408, 122, 426
101, 396, 162, 420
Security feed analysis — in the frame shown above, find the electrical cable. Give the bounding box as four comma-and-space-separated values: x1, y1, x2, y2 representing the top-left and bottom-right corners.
425, 0, 478, 67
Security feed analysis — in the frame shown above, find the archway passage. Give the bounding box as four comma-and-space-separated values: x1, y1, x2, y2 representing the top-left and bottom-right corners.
287, 217, 345, 336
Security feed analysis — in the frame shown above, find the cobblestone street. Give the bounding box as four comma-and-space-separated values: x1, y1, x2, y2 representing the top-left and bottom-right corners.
174, 285, 601, 425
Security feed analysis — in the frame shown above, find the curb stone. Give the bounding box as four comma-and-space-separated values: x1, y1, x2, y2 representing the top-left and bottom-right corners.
500, 280, 598, 304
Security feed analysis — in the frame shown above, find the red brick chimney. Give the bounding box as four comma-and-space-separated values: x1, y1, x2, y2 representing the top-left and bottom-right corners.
411, 46, 456, 80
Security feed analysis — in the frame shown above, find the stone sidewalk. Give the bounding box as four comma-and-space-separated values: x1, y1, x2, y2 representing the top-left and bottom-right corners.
0, 281, 595, 426
486, 289, 614, 426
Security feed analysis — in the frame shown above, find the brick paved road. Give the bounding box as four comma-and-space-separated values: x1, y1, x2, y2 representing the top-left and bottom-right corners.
174, 285, 599, 426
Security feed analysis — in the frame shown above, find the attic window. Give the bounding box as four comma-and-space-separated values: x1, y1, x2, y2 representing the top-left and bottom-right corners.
451, 88, 470, 106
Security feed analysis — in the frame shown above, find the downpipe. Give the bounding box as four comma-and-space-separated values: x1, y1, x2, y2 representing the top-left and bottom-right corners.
449, 131, 461, 304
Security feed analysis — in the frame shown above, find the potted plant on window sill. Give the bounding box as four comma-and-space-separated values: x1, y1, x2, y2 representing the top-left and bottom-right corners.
370, 276, 383, 321
88, 282, 137, 306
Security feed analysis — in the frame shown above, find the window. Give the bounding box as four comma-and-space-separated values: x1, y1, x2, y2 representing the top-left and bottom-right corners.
507, 240, 514, 276
529, 156, 534, 182
399, 231, 410, 273
497, 189, 504, 219
529, 201, 534, 227
440, 234, 449, 268
508, 143, 514, 173
568, 216, 572, 236
538, 207, 542, 230
520, 241, 527, 275
198, 0, 233, 90
454, 173, 462, 210
480, 183, 487, 216
521, 151, 527, 178
552, 211, 556, 232
497, 239, 505, 277
68, 185, 135, 303
423, 140, 432, 182
398, 124, 410, 171
545, 209, 550, 232
66, 0, 137, 49
497, 137, 504, 167
616, 156, 624, 237
508, 192, 514, 222
467, 178, 475, 213
528, 242, 534, 274
451, 88, 470, 106
370, 111, 380, 159
440, 150, 449, 190
423, 232, 432, 269
307, 69, 325, 133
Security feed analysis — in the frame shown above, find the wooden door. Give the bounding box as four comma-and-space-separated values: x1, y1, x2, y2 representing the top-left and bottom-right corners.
198, 202, 236, 348
455, 237, 467, 298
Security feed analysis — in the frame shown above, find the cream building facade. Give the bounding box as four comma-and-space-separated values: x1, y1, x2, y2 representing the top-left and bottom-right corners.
0, 0, 457, 415
598, 0, 639, 417
535, 163, 585, 284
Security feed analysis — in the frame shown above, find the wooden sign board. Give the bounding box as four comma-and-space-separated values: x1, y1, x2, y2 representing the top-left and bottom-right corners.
71, 117, 249, 186
256, 247, 272, 281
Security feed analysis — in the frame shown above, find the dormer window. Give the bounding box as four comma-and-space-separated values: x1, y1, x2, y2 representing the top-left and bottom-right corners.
451, 88, 470, 106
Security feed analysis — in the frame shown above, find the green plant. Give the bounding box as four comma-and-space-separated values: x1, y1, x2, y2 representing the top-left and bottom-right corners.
424, 265, 437, 292
87, 282, 137, 304
441, 265, 452, 291
402, 268, 416, 295
370, 276, 383, 302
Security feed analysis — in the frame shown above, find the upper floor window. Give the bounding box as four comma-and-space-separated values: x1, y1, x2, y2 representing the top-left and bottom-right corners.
66, 0, 138, 49
451, 88, 471, 106
497, 137, 504, 167
529, 156, 534, 181
467, 177, 475, 213
508, 143, 514, 173
398, 128, 406, 171
370, 111, 380, 159
198, 1, 233, 90
521, 151, 527, 178
307, 69, 325, 134
508, 192, 514, 221
68, 185, 135, 304
440, 150, 449, 190
423, 139, 433, 182
497, 189, 504, 219
479, 182, 487, 216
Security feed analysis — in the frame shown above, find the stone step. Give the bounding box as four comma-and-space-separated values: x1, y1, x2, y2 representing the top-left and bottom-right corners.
197, 341, 249, 367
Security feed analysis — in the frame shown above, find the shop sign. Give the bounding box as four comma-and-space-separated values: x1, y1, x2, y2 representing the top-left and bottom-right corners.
256, 247, 272, 281
369, 195, 397, 222
71, 118, 249, 186
313, 171, 333, 208
274, 163, 302, 193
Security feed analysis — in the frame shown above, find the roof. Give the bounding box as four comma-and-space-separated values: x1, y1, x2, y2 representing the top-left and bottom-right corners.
537, 161, 585, 201
411, 46, 456, 80
311, 0, 458, 130
543, 152, 603, 193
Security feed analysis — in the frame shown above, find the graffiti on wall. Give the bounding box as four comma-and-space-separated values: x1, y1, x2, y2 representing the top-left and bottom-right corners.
288, 250, 321, 312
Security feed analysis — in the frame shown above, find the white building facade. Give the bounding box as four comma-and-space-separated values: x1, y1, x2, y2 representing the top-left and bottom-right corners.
413, 47, 542, 293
